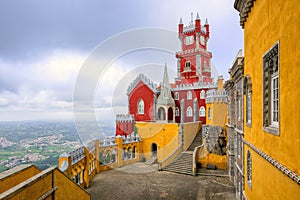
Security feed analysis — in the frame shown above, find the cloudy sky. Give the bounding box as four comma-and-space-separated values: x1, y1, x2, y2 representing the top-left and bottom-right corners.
0, 0, 243, 122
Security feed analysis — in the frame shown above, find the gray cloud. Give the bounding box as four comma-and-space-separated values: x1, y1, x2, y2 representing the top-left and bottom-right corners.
0, 0, 243, 121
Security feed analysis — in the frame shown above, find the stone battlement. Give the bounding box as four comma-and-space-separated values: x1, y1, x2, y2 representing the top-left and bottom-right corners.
116, 114, 135, 122
206, 89, 228, 103
127, 73, 158, 95
173, 81, 217, 91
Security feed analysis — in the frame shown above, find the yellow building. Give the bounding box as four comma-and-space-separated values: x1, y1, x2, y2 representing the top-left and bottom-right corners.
206, 75, 228, 127
234, 0, 300, 199
0, 164, 90, 200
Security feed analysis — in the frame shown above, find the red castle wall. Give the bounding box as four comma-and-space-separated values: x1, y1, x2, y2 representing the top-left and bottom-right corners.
128, 81, 155, 122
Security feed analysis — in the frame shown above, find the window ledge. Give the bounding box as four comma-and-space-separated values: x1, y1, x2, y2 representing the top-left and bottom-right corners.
263, 126, 279, 136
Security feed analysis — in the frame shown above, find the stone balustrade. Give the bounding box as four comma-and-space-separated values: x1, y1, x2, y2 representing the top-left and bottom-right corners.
70, 146, 85, 165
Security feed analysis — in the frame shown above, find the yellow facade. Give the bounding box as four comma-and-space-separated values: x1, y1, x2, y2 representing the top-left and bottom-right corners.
0, 166, 90, 200
0, 165, 41, 194
136, 122, 180, 162
235, 0, 300, 198
206, 103, 227, 127
182, 122, 201, 151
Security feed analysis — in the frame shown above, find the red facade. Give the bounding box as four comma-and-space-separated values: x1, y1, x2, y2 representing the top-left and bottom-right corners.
128, 81, 155, 122
117, 13, 219, 127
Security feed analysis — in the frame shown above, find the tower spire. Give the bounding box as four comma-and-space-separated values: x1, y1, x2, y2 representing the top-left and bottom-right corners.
196, 12, 200, 20
179, 17, 183, 24
162, 63, 171, 90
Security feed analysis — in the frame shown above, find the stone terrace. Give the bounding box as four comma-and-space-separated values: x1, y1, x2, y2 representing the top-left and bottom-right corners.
87, 163, 235, 200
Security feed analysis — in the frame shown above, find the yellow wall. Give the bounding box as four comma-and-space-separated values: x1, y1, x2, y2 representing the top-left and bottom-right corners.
136, 122, 179, 163
243, 0, 300, 198
0, 165, 41, 194
244, 0, 300, 177
183, 122, 201, 150
206, 103, 227, 127
0, 168, 90, 200
206, 104, 212, 125
54, 168, 90, 200
244, 148, 300, 199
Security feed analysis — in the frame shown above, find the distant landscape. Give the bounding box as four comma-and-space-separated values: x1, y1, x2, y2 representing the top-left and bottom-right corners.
0, 120, 115, 173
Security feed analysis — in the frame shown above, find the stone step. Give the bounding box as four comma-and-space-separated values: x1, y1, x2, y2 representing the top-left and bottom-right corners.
164, 168, 192, 175
145, 156, 157, 165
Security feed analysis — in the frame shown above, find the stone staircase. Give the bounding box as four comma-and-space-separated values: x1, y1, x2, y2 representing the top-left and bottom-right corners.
187, 131, 203, 151
163, 151, 193, 175
145, 155, 157, 165
163, 130, 202, 176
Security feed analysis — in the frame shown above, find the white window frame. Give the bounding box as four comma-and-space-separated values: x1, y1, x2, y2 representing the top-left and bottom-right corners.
185, 61, 191, 71
271, 73, 279, 127
247, 150, 252, 189
200, 90, 205, 99
199, 106, 206, 117
246, 92, 252, 125
137, 99, 144, 114
186, 106, 193, 117
245, 75, 252, 127
263, 42, 279, 135
187, 91, 192, 100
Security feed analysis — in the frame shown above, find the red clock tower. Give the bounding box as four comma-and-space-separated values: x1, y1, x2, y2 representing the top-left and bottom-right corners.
176, 13, 213, 85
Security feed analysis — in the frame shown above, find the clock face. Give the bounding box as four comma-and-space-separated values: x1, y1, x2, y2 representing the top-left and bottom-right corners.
200, 35, 205, 45
184, 36, 194, 45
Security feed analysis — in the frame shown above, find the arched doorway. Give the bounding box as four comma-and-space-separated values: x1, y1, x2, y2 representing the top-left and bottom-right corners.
151, 143, 157, 156
168, 107, 173, 122
158, 107, 166, 121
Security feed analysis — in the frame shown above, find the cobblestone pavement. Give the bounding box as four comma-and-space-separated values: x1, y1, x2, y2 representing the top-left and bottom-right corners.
86, 163, 236, 200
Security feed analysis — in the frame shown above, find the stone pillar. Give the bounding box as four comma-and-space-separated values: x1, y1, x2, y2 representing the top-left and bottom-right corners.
95, 140, 100, 173
153, 94, 157, 121
83, 147, 90, 188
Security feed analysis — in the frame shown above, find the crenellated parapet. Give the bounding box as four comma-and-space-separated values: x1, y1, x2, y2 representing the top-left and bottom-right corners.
116, 114, 135, 122
206, 89, 228, 103
176, 47, 212, 58
173, 81, 217, 91
127, 73, 158, 95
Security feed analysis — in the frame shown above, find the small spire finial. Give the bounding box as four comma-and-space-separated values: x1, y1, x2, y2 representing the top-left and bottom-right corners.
196, 12, 200, 20
205, 18, 208, 25
191, 12, 193, 23
179, 17, 183, 24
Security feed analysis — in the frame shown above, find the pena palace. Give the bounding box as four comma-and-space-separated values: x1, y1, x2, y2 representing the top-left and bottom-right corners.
116, 12, 225, 137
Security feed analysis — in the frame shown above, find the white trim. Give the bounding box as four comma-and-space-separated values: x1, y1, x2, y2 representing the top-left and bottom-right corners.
186, 106, 193, 117
137, 99, 144, 114
187, 91, 192, 100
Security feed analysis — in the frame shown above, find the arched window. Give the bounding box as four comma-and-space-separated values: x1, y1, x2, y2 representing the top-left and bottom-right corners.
137, 99, 144, 114
200, 90, 205, 99
175, 107, 179, 116
123, 148, 127, 160
104, 150, 111, 164
245, 75, 252, 126
174, 92, 179, 100
186, 107, 193, 117
132, 146, 136, 158
199, 106, 206, 117
111, 149, 117, 163
187, 91, 192, 100
99, 151, 104, 166
208, 107, 211, 119
127, 147, 132, 159
247, 150, 252, 189
185, 61, 191, 70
